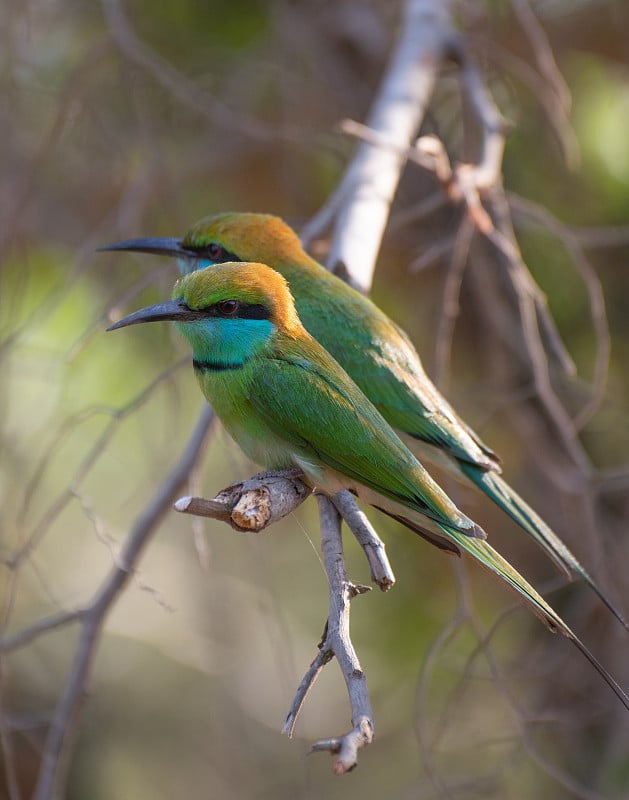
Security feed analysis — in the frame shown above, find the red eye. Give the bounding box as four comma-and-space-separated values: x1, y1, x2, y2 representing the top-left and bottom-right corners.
218, 300, 239, 316
208, 243, 223, 259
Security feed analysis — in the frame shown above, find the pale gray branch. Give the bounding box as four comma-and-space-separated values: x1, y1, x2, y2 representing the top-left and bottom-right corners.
282, 648, 333, 739
306, 496, 374, 774
322, 0, 456, 293
0, 610, 82, 654
331, 490, 395, 591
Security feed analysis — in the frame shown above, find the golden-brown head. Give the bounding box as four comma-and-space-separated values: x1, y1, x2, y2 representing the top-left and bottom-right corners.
173, 261, 303, 335
182, 212, 306, 267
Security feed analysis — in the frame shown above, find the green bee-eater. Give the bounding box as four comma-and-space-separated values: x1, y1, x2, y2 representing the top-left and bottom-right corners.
107, 263, 628, 708
100, 212, 626, 628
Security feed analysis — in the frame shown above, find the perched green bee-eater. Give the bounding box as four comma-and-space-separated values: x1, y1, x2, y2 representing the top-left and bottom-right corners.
101, 212, 626, 628
107, 263, 628, 708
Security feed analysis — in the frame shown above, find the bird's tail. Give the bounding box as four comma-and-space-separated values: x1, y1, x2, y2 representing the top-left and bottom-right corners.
442, 523, 629, 711
459, 464, 629, 632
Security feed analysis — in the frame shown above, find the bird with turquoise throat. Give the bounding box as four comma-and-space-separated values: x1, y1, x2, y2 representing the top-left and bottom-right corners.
107, 261, 629, 710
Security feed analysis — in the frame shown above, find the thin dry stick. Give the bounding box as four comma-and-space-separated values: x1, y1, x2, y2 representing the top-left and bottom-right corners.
32, 405, 215, 800
331, 490, 395, 592
409, 234, 455, 273
484, 189, 592, 475
571, 225, 629, 249
0, 610, 82, 654
507, 191, 610, 428
510, 0, 571, 113
482, 40, 579, 169
433, 216, 475, 387
11, 360, 189, 570
414, 558, 476, 797
448, 566, 609, 800
0, 675, 20, 800
388, 192, 449, 233
509, 0, 579, 169
307, 496, 374, 774
100, 0, 279, 142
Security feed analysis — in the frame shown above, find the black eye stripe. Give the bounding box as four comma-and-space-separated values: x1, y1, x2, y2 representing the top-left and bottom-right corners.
205, 301, 270, 320
191, 242, 242, 263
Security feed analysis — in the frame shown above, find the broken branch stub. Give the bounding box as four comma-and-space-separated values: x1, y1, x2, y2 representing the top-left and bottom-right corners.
174, 471, 310, 532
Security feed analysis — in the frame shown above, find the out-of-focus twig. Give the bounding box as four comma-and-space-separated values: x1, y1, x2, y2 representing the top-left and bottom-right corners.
509, 0, 578, 168
433, 216, 475, 387
0, 610, 81, 654
32, 405, 215, 800
483, 190, 591, 475
507, 191, 611, 428
100, 0, 280, 142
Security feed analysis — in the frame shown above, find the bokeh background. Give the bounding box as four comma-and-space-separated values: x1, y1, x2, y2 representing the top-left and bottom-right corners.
1, 1, 629, 798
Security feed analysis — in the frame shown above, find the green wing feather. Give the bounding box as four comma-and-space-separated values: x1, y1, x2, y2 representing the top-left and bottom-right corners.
248, 343, 479, 537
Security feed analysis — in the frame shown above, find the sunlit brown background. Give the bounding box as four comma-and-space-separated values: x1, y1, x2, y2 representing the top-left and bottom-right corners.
2, 1, 629, 798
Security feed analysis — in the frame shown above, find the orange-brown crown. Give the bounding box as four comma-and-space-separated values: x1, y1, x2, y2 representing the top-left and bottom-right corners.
173, 261, 303, 334
182, 212, 306, 266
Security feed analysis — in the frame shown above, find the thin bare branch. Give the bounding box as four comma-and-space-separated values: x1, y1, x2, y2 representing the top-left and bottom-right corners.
510, 0, 572, 117
0, 610, 82, 654
433, 216, 476, 387
388, 192, 448, 232
452, 37, 511, 194
11, 360, 188, 570
571, 225, 629, 250
481, 38, 579, 168
100, 0, 279, 142
409, 234, 455, 273
482, 189, 592, 475
32, 405, 215, 800
307, 496, 374, 774
282, 647, 334, 739
507, 191, 611, 427
511, 0, 580, 169
331, 490, 395, 591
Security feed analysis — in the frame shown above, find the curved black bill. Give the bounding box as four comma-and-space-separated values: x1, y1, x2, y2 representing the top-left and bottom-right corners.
107, 300, 207, 331
97, 237, 196, 258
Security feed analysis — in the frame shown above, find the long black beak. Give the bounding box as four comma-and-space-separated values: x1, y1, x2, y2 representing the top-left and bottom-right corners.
107, 300, 208, 331
97, 237, 196, 258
